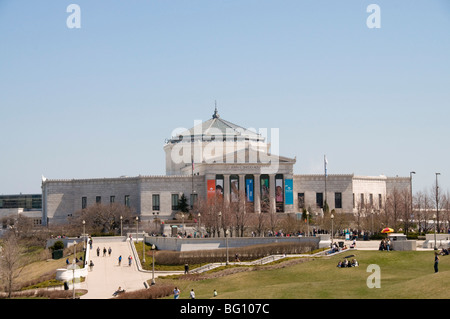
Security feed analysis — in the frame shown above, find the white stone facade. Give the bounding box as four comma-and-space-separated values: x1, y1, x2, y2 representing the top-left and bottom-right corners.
40, 110, 411, 225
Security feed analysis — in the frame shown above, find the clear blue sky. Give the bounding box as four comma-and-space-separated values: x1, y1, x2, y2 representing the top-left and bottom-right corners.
1, 0, 449, 195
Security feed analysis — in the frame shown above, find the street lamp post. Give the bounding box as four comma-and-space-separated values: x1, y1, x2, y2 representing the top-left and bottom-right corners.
410, 171, 416, 235
151, 244, 156, 285
435, 173, 440, 235
136, 216, 139, 242
72, 240, 76, 299
225, 229, 229, 265
218, 211, 222, 237
82, 220, 86, 250
120, 216, 123, 237
197, 213, 201, 238
306, 210, 310, 237
142, 234, 146, 263
331, 213, 334, 243
433, 213, 437, 250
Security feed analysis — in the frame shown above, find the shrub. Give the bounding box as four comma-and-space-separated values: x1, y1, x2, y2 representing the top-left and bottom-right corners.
116, 285, 173, 299
153, 242, 315, 266
51, 241, 64, 251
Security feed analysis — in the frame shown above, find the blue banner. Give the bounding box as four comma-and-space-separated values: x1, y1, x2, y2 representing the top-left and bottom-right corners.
285, 179, 293, 205
246, 179, 254, 202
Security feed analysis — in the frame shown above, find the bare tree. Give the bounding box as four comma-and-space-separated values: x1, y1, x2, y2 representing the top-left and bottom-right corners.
71, 203, 135, 235
0, 232, 26, 298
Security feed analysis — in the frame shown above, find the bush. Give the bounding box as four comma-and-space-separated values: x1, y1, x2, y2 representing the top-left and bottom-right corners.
154, 242, 315, 266
116, 285, 173, 299
51, 241, 64, 251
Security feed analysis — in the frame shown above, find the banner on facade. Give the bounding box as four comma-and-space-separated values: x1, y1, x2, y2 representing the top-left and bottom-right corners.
207, 179, 216, 199
285, 179, 293, 205
245, 178, 254, 202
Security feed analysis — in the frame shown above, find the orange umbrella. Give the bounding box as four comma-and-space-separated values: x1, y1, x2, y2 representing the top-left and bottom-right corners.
381, 227, 394, 233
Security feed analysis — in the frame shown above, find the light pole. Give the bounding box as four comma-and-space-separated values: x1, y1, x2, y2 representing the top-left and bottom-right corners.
197, 213, 201, 238
306, 210, 310, 237
218, 211, 221, 237
72, 240, 76, 299
120, 216, 123, 237
435, 173, 440, 235
331, 213, 334, 243
181, 213, 185, 236
433, 213, 437, 250
136, 216, 139, 242
82, 220, 86, 250
225, 229, 229, 265
153, 212, 159, 234
151, 244, 156, 285
142, 233, 146, 263
410, 171, 415, 235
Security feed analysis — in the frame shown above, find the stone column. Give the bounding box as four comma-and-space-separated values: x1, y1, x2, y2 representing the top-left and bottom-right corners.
254, 174, 260, 213
269, 174, 276, 213
239, 174, 245, 199
224, 174, 230, 204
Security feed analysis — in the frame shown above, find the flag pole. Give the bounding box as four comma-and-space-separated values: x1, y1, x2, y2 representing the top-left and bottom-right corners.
324, 155, 328, 210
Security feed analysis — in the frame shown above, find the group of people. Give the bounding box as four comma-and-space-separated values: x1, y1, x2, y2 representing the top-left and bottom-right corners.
329, 242, 349, 254
336, 258, 359, 268
379, 238, 392, 251
173, 287, 218, 299
97, 246, 113, 257
117, 255, 134, 266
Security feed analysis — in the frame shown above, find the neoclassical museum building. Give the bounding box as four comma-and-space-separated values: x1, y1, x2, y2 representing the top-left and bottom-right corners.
41, 108, 410, 225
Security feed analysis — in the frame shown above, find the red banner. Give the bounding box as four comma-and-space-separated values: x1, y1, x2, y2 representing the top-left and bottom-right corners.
207, 180, 216, 199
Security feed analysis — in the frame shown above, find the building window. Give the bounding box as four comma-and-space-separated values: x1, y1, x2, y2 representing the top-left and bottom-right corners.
124, 195, 130, 207
335, 192, 342, 209
316, 192, 323, 209
82, 197, 87, 209
369, 194, 373, 206
110, 196, 115, 204
360, 194, 364, 206
353, 193, 355, 208
152, 194, 160, 211
190, 193, 198, 209
96, 196, 101, 204
378, 194, 383, 208
298, 193, 305, 209
171, 194, 179, 210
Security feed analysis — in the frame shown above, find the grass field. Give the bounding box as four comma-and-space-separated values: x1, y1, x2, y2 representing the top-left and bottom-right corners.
157, 250, 450, 299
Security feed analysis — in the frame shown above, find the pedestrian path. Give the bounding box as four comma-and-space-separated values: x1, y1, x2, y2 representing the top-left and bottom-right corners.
80, 238, 181, 299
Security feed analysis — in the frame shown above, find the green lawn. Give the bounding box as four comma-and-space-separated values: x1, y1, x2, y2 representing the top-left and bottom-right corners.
157, 250, 450, 299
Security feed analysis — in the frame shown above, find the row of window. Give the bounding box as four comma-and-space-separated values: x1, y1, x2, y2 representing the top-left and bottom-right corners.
82, 195, 131, 209
81, 194, 199, 211
297, 192, 384, 210
297, 192, 343, 210
353, 193, 383, 209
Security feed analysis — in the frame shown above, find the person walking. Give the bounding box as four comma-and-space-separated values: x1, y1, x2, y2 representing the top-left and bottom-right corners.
108, 247, 112, 256
434, 251, 440, 273
103, 247, 107, 256
118, 255, 122, 266
173, 287, 180, 299
128, 255, 133, 266
190, 289, 195, 299
97, 246, 100, 257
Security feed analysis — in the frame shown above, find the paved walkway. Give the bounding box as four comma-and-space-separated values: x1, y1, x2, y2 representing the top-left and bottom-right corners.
80, 238, 181, 299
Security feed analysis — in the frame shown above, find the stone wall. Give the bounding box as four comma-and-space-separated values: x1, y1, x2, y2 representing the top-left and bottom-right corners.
144, 236, 321, 252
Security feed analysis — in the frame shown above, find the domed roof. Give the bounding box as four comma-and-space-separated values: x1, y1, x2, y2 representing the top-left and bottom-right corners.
167, 106, 264, 144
